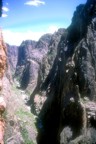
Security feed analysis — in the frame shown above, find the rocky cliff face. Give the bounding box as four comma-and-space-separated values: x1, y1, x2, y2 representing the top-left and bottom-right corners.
0, 30, 7, 89
39, 28, 66, 85
7, 44, 18, 74
15, 34, 52, 94
0, 29, 7, 144
0, 35, 37, 144
36, 0, 96, 143
29, 28, 65, 114
15, 40, 37, 91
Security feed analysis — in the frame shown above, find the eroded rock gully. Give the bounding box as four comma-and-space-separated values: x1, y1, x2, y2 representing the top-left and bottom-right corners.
15, 34, 52, 94
2, 77, 37, 144
0, 29, 37, 143
1, 28, 65, 144
15, 29, 65, 97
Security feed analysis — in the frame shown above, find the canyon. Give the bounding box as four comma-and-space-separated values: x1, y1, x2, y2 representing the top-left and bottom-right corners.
1, 0, 96, 143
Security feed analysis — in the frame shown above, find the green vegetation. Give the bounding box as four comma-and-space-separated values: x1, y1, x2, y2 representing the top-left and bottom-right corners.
16, 108, 37, 144
3, 109, 7, 119
11, 83, 19, 94
16, 108, 33, 119
20, 125, 34, 144
25, 89, 32, 96
11, 81, 37, 143
16, 108, 37, 130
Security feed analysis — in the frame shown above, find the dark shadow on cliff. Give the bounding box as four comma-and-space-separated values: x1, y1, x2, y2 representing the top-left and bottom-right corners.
35, 0, 96, 143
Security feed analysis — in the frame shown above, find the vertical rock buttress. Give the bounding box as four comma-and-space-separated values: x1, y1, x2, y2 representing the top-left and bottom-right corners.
0, 29, 7, 144
37, 0, 96, 144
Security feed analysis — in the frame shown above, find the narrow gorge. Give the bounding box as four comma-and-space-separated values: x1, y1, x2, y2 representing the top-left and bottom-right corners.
1, 0, 96, 143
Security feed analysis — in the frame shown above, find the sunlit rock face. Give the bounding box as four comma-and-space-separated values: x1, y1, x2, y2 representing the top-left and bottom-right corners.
36, 0, 96, 144
15, 34, 52, 94
6, 44, 18, 74
0, 28, 7, 144
0, 3, 7, 143
0, 30, 6, 90
15, 40, 37, 92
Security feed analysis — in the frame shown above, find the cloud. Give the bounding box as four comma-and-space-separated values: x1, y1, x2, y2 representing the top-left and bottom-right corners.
2, 14, 8, 18
24, 0, 45, 7
2, 6, 9, 17
48, 25, 58, 33
3, 26, 59, 45
2, 6, 9, 12
3, 30, 45, 46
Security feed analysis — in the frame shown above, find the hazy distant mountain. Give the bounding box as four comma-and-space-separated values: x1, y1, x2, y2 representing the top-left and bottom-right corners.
15, 34, 52, 94
6, 44, 19, 74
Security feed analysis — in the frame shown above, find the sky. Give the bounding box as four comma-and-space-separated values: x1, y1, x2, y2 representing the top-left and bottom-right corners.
0, 0, 87, 46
